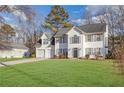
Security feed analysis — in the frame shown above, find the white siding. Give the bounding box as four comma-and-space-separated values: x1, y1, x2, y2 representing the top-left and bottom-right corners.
0, 49, 28, 58
36, 48, 54, 59
36, 25, 108, 59
55, 37, 68, 56
41, 34, 50, 48
36, 33, 55, 58
67, 28, 83, 58
104, 24, 109, 55
84, 41, 105, 56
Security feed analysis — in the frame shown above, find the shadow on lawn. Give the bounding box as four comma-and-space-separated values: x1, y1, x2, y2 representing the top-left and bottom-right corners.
0, 62, 55, 86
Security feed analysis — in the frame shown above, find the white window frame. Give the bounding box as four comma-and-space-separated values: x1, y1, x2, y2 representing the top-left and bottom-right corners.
85, 48, 93, 55
94, 34, 103, 41
94, 48, 101, 55
70, 35, 80, 44
86, 35, 93, 42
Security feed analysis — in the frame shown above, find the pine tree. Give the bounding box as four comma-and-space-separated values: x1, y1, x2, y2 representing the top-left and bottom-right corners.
45, 5, 72, 32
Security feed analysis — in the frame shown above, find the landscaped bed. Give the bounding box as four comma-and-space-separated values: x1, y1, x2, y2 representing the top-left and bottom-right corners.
0, 59, 124, 87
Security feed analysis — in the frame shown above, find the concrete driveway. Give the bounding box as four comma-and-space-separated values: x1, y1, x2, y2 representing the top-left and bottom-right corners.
0, 58, 45, 67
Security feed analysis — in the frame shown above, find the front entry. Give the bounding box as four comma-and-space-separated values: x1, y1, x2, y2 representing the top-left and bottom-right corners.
73, 48, 78, 58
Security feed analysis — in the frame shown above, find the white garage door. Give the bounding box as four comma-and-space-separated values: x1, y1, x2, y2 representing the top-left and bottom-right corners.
37, 49, 45, 58
40, 49, 45, 58
37, 49, 52, 58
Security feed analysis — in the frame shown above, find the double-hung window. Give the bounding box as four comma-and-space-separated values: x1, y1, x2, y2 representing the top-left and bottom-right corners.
58, 48, 67, 56
94, 34, 103, 41
94, 48, 101, 55
85, 48, 93, 55
86, 35, 93, 42
43, 39, 48, 45
70, 35, 80, 44
60, 35, 67, 43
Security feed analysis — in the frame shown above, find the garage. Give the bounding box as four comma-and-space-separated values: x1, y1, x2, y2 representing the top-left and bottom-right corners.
36, 48, 52, 59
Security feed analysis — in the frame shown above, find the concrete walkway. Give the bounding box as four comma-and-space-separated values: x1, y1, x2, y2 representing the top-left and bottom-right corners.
0, 58, 45, 67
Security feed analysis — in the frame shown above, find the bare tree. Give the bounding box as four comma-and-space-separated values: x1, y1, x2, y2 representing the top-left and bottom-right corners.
96, 5, 124, 74
84, 5, 124, 74
0, 5, 44, 56
0, 5, 36, 42
16, 13, 44, 56
110, 6, 124, 75
83, 10, 93, 24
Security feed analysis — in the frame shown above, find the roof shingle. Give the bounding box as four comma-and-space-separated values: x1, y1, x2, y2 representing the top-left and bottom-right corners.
54, 23, 106, 37
0, 41, 28, 50
54, 28, 72, 37
78, 23, 106, 33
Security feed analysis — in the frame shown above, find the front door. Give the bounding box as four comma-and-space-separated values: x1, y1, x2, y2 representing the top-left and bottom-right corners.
73, 48, 78, 58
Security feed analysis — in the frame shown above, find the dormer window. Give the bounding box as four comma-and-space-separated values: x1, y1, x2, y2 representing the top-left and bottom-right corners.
43, 39, 48, 45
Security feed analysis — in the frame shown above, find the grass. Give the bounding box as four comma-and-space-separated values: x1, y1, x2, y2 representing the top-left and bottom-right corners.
0, 59, 124, 87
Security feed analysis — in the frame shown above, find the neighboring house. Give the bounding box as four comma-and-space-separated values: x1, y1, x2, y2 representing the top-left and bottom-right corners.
0, 23, 29, 58
36, 23, 108, 59
0, 41, 28, 58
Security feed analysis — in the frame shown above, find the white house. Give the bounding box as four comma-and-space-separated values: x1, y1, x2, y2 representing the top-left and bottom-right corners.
0, 42, 28, 58
0, 23, 29, 58
36, 23, 108, 59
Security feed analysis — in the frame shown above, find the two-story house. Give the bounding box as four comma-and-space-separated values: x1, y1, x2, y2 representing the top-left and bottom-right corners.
36, 23, 108, 59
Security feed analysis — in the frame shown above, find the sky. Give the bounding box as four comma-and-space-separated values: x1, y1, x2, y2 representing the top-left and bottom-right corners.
0, 5, 108, 27
32, 5, 87, 25
32, 5, 87, 19
0, 5, 87, 27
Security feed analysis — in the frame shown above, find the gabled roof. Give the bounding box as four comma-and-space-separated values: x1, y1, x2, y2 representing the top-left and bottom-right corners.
41, 32, 55, 40
36, 32, 56, 48
53, 23, 106, 37
78, 23, 106, 33
54, 27, 72, 37
10, 44, 28, 49
0, 41, 28, 50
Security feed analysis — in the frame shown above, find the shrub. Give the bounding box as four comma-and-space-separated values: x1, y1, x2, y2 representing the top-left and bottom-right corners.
106, 51, 113, 59
54, 55, 59, 59
85, 54, 89, 59
96, 55, 104, 60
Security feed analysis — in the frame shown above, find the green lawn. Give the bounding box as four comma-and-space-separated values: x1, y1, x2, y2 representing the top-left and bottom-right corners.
0, 59, 124, 87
